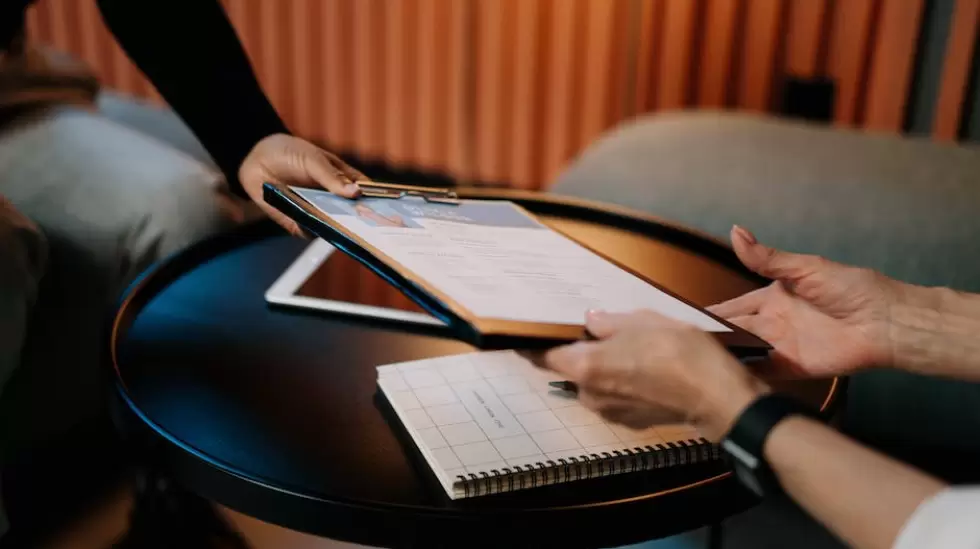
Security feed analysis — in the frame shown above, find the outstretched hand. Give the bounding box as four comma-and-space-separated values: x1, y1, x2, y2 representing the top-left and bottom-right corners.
544, 310, 768, 442
239, 134, 367, 237
709, 226, 902, 378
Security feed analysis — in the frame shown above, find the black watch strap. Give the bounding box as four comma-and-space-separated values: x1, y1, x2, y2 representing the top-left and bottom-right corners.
722, 393, 822, 496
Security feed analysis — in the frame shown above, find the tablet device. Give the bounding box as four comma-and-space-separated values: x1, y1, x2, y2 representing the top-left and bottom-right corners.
265, 238, 444, 327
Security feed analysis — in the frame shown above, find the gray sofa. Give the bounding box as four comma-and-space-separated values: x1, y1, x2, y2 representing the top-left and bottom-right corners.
0, 93, 240, 542
552, 111, 980, 548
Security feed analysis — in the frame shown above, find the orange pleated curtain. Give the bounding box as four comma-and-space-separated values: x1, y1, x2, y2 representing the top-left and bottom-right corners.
24, 0, 978, 189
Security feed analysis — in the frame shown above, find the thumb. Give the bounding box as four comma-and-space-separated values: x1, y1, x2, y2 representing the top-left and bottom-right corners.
324, 150, 370, 184
304, 150, 361, 198
584, 310, 649, 339
731, 225, 820, 282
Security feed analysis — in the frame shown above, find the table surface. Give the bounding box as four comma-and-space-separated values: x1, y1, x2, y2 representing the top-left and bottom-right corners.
110, 189, 840, 549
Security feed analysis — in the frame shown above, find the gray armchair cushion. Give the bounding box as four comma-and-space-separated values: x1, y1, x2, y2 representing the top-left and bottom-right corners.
554, 111, 980, 293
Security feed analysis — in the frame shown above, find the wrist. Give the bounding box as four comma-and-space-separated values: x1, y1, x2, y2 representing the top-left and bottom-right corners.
883, 283, 947, 372
720, 393, 822, 497
694, 373, 771, 442
866, 280, 930, 367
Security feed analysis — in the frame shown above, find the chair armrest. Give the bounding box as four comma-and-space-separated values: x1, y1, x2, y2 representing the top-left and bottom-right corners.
553, 111, 980, 293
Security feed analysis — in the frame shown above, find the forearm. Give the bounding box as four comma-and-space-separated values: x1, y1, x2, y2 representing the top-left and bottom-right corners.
887, 283, 980, 380
96, 0, 289, 195
705, 379, 948, 549
765, 416, 946, 549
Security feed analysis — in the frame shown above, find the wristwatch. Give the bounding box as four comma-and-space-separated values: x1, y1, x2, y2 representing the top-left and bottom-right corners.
721, 393, 822, 497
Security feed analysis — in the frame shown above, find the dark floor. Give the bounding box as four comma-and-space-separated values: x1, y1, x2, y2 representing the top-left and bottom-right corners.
3, 454, 707, 549
19, 480, 706, 549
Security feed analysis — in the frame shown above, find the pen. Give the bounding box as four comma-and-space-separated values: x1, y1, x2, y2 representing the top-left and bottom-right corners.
544, 329, 593, 394
548, 380, 579, 393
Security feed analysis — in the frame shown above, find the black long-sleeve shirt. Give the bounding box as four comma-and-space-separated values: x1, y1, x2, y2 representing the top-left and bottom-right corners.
3, 0, 288, 196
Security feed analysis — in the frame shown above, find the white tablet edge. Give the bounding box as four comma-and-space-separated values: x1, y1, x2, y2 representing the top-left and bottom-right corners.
265, 238, 445, 327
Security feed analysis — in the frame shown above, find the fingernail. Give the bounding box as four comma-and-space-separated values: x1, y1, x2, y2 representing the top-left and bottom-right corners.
733, 225, 757, 245
586, 309, 606, 319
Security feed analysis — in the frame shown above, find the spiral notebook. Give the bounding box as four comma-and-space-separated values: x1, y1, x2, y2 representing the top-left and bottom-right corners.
377, 350, 722, 499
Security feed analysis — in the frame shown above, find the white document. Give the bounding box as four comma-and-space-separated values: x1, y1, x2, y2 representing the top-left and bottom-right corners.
294, 188, 730, 332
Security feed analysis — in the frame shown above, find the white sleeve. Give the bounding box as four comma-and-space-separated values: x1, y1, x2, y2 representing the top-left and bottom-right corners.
893, 485, 980, 549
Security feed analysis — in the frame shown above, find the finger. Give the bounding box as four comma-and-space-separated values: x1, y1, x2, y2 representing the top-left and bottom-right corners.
706, 285, 771, 318
617, 408, 686, 430
577, 392, 636, 421
726, 317, 809, 379
293, 225, 314, 240
585, 309, 673, 339
726, 314, 769, 338
584, 310, 627, 339
577, 333, 650, 397
257, 202, 307, 238
576, 392, 638, 427
325, 151, 370, 183
516, 350, 547, 369
730, 225, 822, 282
304, 152, 361, 198
727, 314, 792, 351
582, 394, 684, 429
543, 342, 596, 380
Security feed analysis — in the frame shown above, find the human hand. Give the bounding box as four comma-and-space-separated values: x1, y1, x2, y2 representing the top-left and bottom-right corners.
239, 134, 366, 236
544, 310, 769, 442
708, 226, 908, 378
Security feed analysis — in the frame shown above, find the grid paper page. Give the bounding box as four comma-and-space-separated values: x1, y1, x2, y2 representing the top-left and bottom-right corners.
377, 350, 705, 498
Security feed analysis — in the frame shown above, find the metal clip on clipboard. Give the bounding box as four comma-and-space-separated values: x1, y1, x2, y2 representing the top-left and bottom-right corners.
357, 182, 460, 205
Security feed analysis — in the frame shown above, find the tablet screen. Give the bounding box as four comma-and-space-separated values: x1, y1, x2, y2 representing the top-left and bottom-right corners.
295, 250, 430, 315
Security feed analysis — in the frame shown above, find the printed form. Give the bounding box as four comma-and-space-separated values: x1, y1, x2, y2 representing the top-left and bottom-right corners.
294, 188, 730, 331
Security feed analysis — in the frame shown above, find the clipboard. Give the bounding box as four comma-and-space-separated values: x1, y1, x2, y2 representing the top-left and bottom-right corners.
263, 182, 772, 356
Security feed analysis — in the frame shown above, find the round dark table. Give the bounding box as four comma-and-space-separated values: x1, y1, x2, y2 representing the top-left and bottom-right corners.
110, 189, 840, 549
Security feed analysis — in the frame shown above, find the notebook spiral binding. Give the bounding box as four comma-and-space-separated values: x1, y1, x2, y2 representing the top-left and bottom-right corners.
453, 437, 723, 498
